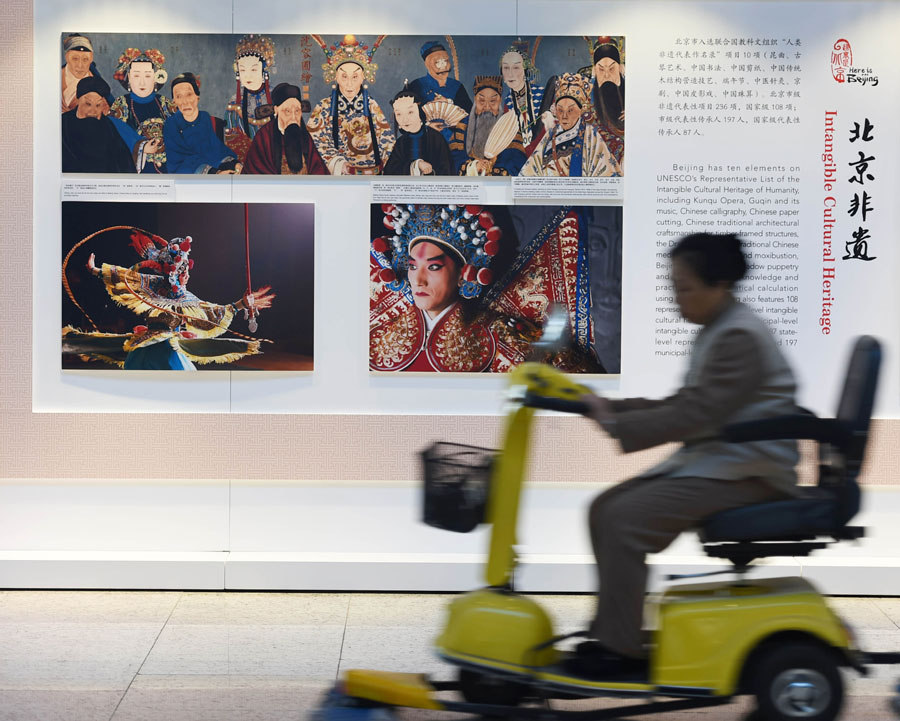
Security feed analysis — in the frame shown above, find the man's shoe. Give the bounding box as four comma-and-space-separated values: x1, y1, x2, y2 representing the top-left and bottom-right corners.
574, 639, 608, 657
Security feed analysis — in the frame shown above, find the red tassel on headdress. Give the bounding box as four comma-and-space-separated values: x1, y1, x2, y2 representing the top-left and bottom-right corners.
129, 231, 155, 256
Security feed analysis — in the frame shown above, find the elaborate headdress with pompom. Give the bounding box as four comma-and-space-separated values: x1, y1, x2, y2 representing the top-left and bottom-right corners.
128, 230, 194, 299
113, 48, 168, 91
554, 72, 592, 109
310, 34, 386, 86
234, 34, 276, 72
499, 38, 540, 82
232, 34, 276, 105
371, 204, 502, 300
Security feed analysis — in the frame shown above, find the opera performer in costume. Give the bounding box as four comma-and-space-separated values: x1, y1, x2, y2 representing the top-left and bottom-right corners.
307, 34, 395, 175
243, 83, 326, 175
109, 48, 176, 173
587, 38, 625, 168
369, 204, 604, 373
61, 33, 111, 114
520, 73, 621, 178
408, 40, 471, 145
224, 34, 277, 163
62, 230, 274, 370
382, 86, 451, 176
164, 73, 241, 175
499, 41, 554, 148
62, 76, 159, 173
448, 75, 527, 176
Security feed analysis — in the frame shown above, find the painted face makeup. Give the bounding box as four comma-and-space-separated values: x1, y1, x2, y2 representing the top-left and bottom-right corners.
336, 62, 364, 98
128, 61, 156, 98
238, 56, 264, 92
407, 240, 461, 318
393, 96, 422, 133
501, 51, 526, 92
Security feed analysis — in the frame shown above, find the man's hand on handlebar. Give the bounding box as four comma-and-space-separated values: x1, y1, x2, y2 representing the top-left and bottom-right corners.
579, 393, 615, 433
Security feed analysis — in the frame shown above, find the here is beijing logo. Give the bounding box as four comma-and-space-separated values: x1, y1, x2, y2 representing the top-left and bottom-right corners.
831, 39, 878, 86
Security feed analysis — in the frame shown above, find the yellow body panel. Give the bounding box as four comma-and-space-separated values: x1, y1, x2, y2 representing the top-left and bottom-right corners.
487, 364, 590, 587
343, 670, 443, 710
654, 576, 850, 694
432, 579, 850, 699
435, 589, 561, 669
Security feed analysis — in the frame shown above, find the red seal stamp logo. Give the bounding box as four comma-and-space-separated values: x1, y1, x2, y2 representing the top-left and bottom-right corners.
831, 39, 852, 83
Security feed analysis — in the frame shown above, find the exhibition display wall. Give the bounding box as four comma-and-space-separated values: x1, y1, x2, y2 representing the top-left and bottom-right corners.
3, 0, 900, 591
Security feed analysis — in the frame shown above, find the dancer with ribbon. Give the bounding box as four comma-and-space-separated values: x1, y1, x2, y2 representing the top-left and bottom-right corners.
61, 220, 274, 370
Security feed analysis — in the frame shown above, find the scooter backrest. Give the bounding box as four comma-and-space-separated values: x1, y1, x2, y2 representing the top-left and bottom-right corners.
833, 335, 881, 472
825, 336, 881, 526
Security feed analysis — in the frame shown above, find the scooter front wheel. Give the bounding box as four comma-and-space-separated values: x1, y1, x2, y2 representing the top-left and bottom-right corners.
750, 641, 844, 721
458, 669, 529, 709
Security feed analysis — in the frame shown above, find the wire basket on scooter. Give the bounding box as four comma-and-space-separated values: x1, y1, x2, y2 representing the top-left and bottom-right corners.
421, 442, 495, 533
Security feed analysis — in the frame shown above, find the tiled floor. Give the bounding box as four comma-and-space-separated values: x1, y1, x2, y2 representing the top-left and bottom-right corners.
0, 591, 898, 720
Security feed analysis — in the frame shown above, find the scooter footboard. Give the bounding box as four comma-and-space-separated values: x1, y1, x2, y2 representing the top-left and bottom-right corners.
343, 669, 445, 710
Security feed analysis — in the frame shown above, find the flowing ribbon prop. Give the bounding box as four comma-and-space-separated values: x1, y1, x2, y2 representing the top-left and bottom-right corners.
61, 224, 271, 344
243, 203, 259, 333
61, 224, 136, 332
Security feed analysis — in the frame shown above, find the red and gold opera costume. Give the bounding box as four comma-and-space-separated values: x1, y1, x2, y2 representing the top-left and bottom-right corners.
369, 207, 603, 373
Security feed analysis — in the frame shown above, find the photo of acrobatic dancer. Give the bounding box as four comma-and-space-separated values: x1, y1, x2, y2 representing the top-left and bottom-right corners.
61, 201, 315, 371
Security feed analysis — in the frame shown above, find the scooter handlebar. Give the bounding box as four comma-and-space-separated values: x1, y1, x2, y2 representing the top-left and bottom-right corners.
522, 391, 590, 415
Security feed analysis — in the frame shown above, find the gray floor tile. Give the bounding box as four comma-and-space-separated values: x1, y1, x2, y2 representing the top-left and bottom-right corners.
166, 592, 350, 627
828, 596, 898, 630
346, 594, 452, 628
140, 624, 345, 678
111, 675, 330, 721
0, 591, 180, 624
874, 598, 900, 628
339, 625, 448, 678
0, 689, 122, 721
0, 624, 163, 691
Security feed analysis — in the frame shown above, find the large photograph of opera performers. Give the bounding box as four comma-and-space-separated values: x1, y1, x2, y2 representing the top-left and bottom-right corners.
370, 203, 622, 374
61, 201, 315, 371
60, 33, 625, 179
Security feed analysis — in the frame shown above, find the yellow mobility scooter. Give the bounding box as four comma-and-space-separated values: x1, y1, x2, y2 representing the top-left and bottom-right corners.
321, 335, 898, 721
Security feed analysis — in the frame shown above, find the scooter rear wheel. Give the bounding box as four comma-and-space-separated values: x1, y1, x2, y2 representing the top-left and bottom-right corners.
458, 669, 528, 709
750, 641, 844, 721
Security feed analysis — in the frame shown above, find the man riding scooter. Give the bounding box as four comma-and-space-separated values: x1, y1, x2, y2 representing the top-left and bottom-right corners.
323, 230, 895, 721
573, 232, 800, 678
